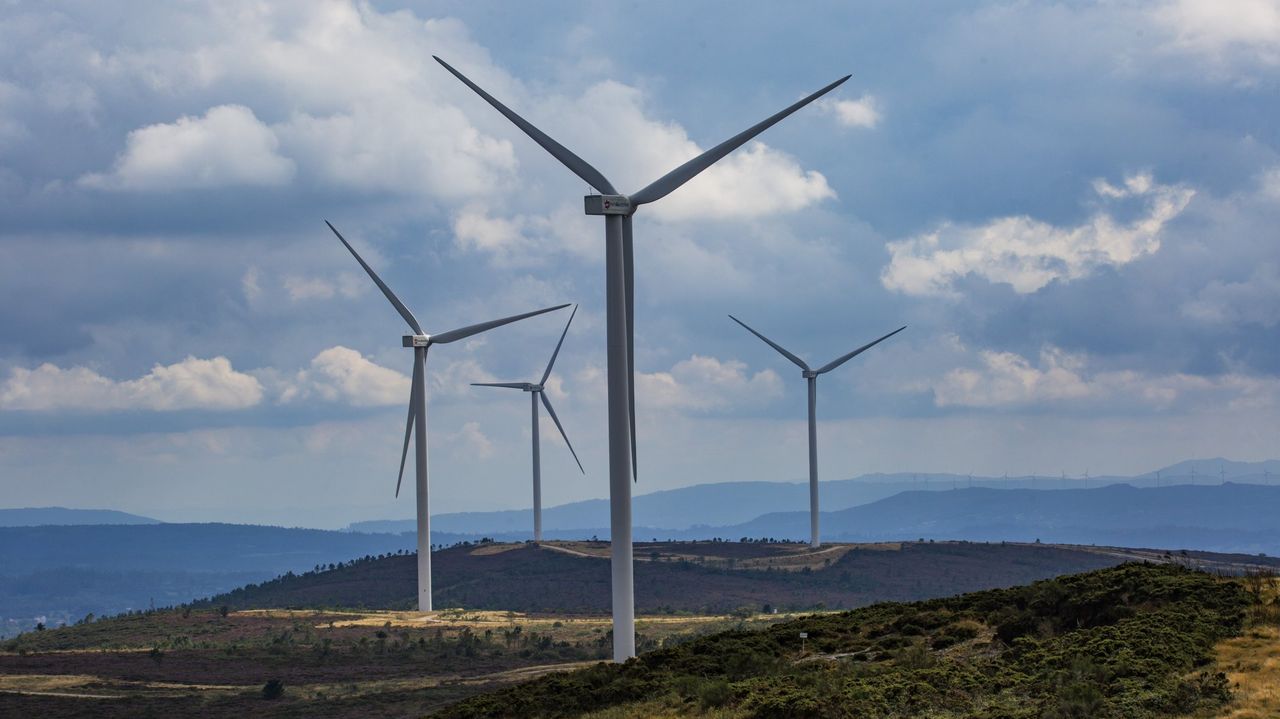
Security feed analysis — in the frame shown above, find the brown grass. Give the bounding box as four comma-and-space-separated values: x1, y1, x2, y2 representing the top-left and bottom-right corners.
1199, 625, 1280, 718
1186, 576, 1280, 719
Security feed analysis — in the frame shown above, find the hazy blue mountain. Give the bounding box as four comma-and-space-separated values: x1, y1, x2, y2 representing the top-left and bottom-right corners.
722, 483, 1280, 554
0, 507, 159, 527
8, 458, 1277, 636
352, 476, 1004, 535
0, 523, 484, 636
1154, 457, 1280, 483
349, 458, 1279, 536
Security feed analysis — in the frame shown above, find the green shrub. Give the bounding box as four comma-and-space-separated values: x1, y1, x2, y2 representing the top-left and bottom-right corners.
437, 564, 1248, 719
262, 679, 285, 700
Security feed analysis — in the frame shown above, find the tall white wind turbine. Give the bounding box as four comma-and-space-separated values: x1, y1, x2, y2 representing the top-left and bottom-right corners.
436, 56, 848, 661
729, 315, 904, 548
472, 305, 585, 543
327, 221, 567, 611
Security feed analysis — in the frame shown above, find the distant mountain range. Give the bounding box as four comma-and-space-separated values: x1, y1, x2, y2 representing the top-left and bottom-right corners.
0, 507, 158, 527
349, 457, 1280, 536
723, 483, 1280, 554
3, 457, 1277, 637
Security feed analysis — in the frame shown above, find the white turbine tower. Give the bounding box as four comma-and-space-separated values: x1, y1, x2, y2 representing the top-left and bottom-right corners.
472, 306, 585, 543
728, 315, 904, 548
437, 57, 847, 661
327, 221, 567, 611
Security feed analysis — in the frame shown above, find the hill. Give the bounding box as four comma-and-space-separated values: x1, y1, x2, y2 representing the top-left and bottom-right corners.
2, 562, 1272, 718
202, 540, 1164, 615
726, 483, 1280, 554
0, 507, 158, 527
439, 562, 1252, 718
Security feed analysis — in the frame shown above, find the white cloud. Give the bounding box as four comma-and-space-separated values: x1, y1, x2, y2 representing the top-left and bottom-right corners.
452, 207, 545, 268
1, 356, 263, 411
278, 346, 409, 406
282, 273, 365, 302
536, 80, 835, 222
55, 2, 835, 218
931, 345, 1279, 410
1260, 166, 1280, 199
450, 202, 600, 268
1154, 0, 1280, 67
241, 266, 263, 302
634, 354, 784, 412
819, 95, 881, 128
1182, 263, 1280, 327
881, 173, 1194, 296
429, 357, 497, 398
191, 6, 519, 199
79, 105, 294, 190
444, 420, 494, 459
0, 81, 29, 149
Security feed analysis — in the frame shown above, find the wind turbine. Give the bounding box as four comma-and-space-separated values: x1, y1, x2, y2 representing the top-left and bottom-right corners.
326, 221, 567, 611
728, 315, 904, 548
437, 57, 848, 661
472, 306, 585, 543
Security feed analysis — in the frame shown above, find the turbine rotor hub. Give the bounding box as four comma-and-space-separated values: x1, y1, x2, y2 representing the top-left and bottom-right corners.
802, 370, 819, 379
402, 335, 431, 347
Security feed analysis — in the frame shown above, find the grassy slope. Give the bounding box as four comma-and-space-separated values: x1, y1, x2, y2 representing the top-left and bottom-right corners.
197, 540, 1125, 615
0, 606, 777, 717
439, 563, 1250, 719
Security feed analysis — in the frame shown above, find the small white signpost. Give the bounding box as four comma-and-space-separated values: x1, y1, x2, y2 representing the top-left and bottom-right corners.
799, 631, 808, 653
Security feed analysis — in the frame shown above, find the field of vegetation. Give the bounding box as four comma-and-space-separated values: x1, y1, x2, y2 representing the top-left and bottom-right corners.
438, 563, 1258, 719
0, 603, 785, 717
3, 542, 1277, 718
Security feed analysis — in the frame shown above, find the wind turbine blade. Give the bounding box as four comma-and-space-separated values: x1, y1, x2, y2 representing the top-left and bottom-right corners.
629, 74, 851, 206
326, 221, 423, 335
434, 56, 617, 195
470, 382, 528, 389
728, 315, 810, 371
540, 304, 578, 386
623, 218, 638, 480
814, 325, 906, 375
395, 352, 423, 498
540, 392, 584, 474
432, 304, 570, 344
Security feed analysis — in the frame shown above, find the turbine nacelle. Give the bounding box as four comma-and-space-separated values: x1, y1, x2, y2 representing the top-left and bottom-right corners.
402, 335, 431, 347
584, 194, 634, 216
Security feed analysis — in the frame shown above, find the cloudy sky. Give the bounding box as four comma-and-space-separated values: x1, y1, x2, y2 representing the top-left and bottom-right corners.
1, 0, 1277, 527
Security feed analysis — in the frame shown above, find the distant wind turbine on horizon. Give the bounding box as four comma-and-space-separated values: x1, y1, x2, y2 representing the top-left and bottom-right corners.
326, 221, 567, 611
437, 55, 848, 661
472, 306, 585, 543
728, 315, 904, 548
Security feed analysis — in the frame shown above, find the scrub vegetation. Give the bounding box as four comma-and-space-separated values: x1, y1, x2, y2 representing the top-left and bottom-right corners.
3, 551, 1274, 718
439, 563, 1251, 719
